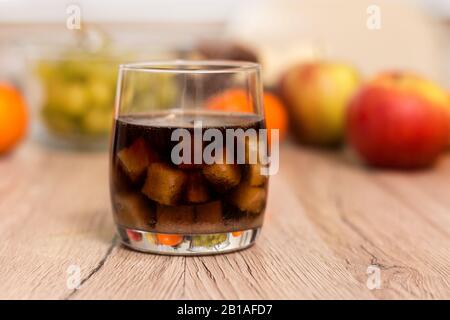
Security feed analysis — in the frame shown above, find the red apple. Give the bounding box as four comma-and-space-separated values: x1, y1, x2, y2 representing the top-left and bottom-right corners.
279, 62, 360, 146
347, 72, 450, 168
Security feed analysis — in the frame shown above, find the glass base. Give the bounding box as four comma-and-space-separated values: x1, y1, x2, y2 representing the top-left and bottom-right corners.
117, 226, 261, 256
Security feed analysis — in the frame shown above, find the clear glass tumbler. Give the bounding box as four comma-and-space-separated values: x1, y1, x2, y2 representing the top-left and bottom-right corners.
110, 60, 269, 255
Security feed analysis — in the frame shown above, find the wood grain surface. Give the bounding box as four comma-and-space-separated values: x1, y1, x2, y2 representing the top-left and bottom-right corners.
0, 141, 449, 299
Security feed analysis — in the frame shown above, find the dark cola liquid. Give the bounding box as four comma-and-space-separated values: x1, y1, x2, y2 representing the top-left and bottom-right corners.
110, 111, 268, 234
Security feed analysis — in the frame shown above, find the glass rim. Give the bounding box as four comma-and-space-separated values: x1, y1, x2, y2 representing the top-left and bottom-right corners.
119, 60, 261, 74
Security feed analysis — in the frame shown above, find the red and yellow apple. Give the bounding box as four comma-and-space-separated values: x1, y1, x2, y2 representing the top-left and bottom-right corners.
346, 72, 450, 168
448, 92, 450, 145
279, 62, 360, 146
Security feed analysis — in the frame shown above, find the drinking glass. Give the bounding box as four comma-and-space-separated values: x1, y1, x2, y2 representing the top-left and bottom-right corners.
110, 60, 269, 255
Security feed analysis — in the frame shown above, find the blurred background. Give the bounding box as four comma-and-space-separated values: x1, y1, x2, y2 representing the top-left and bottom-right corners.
0, 0, 449, 157
1, 0, 449, 84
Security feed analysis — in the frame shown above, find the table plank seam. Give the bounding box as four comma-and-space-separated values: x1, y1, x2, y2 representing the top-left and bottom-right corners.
64, 235, 118, 300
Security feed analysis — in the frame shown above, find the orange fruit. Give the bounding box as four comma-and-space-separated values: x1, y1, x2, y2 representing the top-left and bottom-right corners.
231, 231, 243, 237
207, 89, 253, 113
263, 92, 288, 143
448, 92, 450, 146
156, 234, 184, 247
0, 83, 28, 154
206, 89, 288, 144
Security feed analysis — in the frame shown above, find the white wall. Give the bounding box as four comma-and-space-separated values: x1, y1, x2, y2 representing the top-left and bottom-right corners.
227, 0, 450, 86
0, 0, 239, 23
0, 0, 448, 87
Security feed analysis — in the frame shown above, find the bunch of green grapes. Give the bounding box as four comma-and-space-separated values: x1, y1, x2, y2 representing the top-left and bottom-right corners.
38, 54, 177, 138
38, 57, 118, 137
119, 71, 178, 114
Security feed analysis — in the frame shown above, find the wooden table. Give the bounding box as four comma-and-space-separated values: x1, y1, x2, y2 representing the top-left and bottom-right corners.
1, 141, 449, 300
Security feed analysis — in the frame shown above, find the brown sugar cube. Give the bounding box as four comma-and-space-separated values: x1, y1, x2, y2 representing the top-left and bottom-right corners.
202, 163, 241, 191
177, 163, 203, 170
193, 201, 223, 233
229, 184, 267, 214
224, 211, 265, 231
247, 164, 267, 187
113, 193, 154, 231
156, 204, 195, 233
142, 163, 188, 205
186, 172, 210, 203
117, 138, 159, 182
245, 135, 260, 164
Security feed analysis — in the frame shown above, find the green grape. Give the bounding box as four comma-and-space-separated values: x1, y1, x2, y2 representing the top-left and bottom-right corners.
88, 80, 114, 109
191, 234, 227, 248
57, 83, 88, 117
81, 108, 112, 135
41, 105, 79, 135
36, 61, 57, 81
